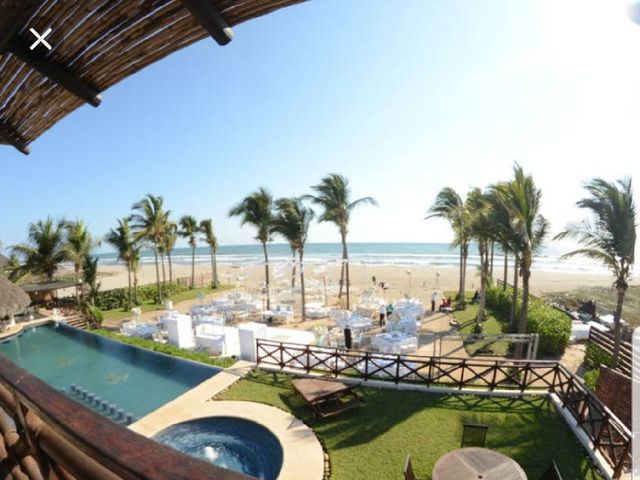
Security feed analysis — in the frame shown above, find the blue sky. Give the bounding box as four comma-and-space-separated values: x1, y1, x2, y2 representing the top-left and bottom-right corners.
1, 0, 639, 253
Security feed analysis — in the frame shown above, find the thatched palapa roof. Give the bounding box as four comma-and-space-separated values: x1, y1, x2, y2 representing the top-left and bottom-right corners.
0, 0, 306, 155
0, 274, 30, 318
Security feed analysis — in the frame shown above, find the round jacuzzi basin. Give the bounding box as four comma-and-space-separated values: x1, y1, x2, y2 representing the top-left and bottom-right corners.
152, 416, 283, 480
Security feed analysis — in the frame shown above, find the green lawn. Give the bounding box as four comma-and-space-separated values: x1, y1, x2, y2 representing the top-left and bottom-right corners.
217, 370, 602, 480
102, 285, 233, 323
447, 291, 510, 357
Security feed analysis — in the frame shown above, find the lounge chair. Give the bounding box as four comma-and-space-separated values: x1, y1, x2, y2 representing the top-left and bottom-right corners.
461, 423, 488, 448
539, 461, 563, 480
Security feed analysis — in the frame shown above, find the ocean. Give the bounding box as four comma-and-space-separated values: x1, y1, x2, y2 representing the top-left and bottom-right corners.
95, 243, 608, 275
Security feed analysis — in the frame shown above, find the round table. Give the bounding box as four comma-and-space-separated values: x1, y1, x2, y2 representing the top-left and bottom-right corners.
432, 448, 527, 480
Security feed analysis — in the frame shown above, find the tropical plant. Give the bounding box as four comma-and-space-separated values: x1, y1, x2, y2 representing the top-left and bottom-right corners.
307, 174, 377, 309
163, 222, 178, 284
273, 197, 315, 321
200, 219, 219, 288
105, 218, 140, 309
229, 188, 274, 309
130, 194, 170, 303
83, 253, 100, 305
555, 177, 636, 368
426, 187, 471, 303
493, 165, 549, 342
11, 217, 68, 281
63, 219, 93, 302
179, 215, 199, 288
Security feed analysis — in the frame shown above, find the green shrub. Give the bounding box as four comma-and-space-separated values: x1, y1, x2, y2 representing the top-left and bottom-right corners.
485, 286, 571, 357
583, 368, 600, 391
94, 283, 190, 311
584, 343, 612, 369
89, 306, 104, 327
92, 329, 236, 368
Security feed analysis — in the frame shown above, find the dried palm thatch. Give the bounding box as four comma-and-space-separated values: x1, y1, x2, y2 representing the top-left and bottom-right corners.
0, 0, 307, 154
0, 274, 30, 318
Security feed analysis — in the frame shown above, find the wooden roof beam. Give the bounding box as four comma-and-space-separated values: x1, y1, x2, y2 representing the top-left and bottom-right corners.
8, 39, 102, 107
181, 0, 234, 45
0, 0, 47, 52
0, 119, 30, 155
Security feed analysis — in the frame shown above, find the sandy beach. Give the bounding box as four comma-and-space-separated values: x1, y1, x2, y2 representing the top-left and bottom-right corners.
93, 261, 626, 307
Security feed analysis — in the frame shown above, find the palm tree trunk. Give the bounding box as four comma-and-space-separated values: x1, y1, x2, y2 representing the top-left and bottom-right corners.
341, 233, 350, 310
160, 252, 167, 298
153, 247, 161, 303
127, 263, 132, 310
209, 248, 216, 288
489, 241, 495, 279
510, 254, 519, 331
299, 248, 306, 322
516, 261, 531, 359
168, 252, 173, 284
458, 244, 464, 301
290, 250, 297, 290
611, 285, 627, 368
190, 244, 195, 289
262, 241, 271, 310
476, 240, 488, 324
502, 248, 508, 290
338, 261, 345, 299
213, 249, 219, 287
461, 243, 468, 296
74, 264, 80, 304
134, 270, 139, 304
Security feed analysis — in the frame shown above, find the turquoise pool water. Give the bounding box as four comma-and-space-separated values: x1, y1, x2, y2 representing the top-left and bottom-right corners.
0, 323, 220, 419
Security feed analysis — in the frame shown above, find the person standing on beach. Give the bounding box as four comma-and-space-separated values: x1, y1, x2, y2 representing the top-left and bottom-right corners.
379, 304, 386, 327
431, 291, 437, 312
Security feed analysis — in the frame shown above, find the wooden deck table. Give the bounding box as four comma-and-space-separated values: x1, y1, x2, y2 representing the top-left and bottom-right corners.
432, 448, 527, 480
291, 378, 363, 418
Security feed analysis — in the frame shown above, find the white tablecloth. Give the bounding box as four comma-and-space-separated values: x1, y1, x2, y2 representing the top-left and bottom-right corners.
336, 315, 373, 331
372, 332, 418, 354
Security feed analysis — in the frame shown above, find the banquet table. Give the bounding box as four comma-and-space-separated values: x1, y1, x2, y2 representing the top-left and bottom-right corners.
371, 332, 417, 354
336, 315, 373, 331
432, 448, 527, 480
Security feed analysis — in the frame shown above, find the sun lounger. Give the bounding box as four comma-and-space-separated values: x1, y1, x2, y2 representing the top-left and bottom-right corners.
292, 378, 364, 418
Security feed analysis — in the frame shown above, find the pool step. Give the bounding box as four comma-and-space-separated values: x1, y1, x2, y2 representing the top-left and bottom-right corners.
62, 384, 137, 426
65, 315, 88, 330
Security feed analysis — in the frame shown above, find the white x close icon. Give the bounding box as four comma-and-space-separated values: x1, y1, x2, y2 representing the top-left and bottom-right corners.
29, 28, 53, 51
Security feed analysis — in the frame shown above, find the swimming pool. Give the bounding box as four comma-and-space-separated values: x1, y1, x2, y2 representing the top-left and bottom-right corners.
153, 416, 283, 480
0, 323, 220, 419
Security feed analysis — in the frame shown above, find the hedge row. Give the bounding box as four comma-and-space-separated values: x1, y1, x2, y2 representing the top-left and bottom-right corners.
94, 283, 190, 311
485, 286, 571, 357
92, 329, 236, 368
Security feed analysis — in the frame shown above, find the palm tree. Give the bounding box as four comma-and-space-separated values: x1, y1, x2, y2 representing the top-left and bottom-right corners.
426, 187, 471, 303
555, 177, 636, 368
466, 188, 494, 326
63, 220, 93, 302
83, 254, 100, 305
273, 198, 315, 321
307, 174, 377, 309
105, 218, 139, 309
164, 222, 178, 284
200, 219, 219, 288
229, 188, 274, 309
179, 215, 199, 288
11, 217, 68, 281
493, 165, 549, 342
130, 194, 170, 303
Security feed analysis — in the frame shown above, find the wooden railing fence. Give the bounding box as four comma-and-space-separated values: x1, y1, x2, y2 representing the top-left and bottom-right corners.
256, 339, 632, 479
588, 328, 632, 377
0, 356, 252, 480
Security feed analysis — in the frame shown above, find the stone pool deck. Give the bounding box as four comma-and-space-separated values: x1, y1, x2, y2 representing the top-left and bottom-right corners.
129, 361, 325, 480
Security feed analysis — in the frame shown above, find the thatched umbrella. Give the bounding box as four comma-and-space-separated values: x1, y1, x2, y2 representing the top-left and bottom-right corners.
0, 274, 30, 325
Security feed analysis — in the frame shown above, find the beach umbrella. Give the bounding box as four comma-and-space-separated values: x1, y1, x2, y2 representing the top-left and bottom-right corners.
0, 274, 30, 324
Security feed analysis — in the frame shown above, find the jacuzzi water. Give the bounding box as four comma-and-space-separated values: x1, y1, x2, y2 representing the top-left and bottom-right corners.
0, 323, 220, 419
153, 416, 284, 480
